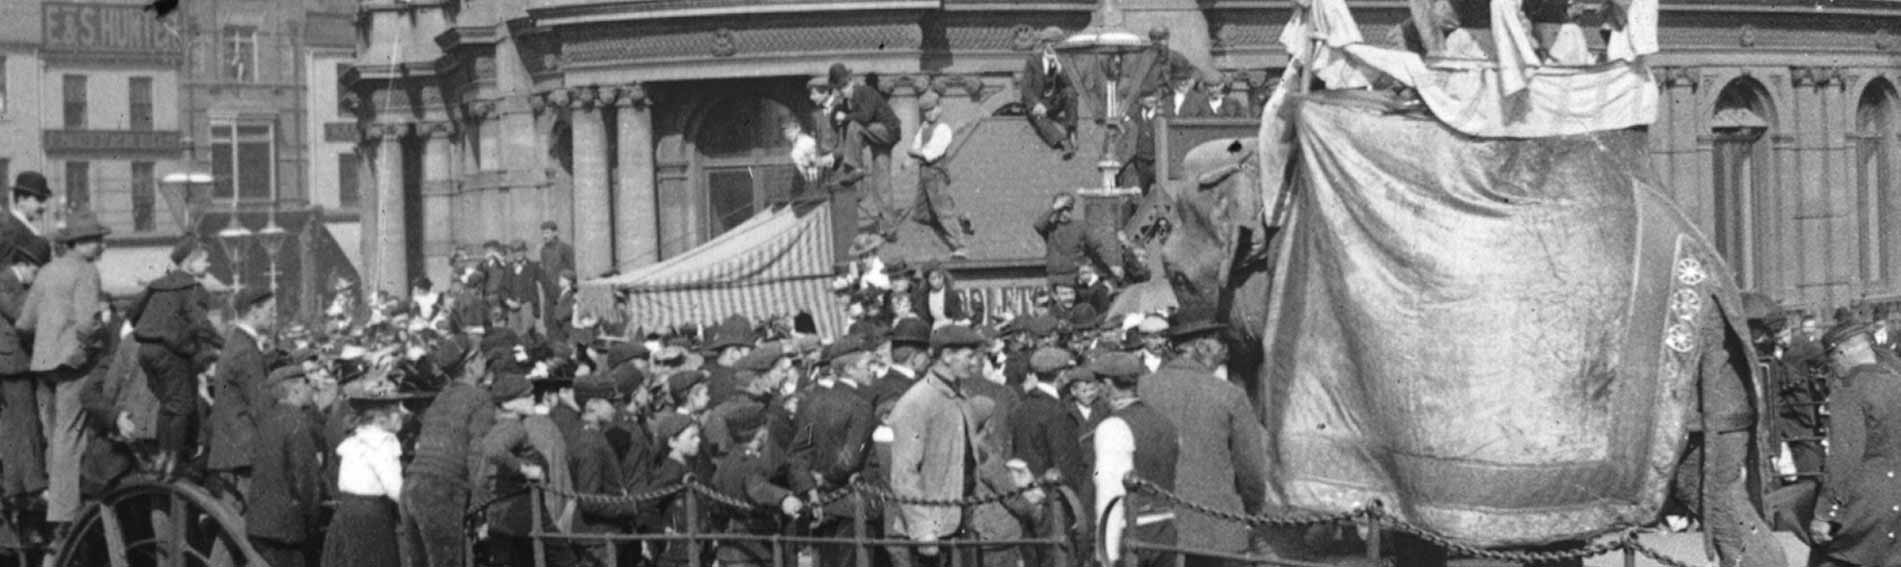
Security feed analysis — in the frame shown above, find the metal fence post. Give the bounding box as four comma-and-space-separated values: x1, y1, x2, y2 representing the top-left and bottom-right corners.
1624, 544, 1636, 567
852, 491, 870, 567
1363, 515, 1380, 564
532, 488, 547, 567
686, 484, 703, 567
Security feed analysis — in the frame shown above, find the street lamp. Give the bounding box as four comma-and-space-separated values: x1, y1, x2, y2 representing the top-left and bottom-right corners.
255, 202, 288, 295
1057, 0, 1149, 196
160, 170, 214, 233
217, 214, 252, 290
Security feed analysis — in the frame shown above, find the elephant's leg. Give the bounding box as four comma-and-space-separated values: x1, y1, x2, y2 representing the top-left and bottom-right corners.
1701, 429, 1789, 567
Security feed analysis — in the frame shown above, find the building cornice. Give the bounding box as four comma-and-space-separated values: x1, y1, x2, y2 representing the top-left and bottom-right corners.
531, 0, 936, 26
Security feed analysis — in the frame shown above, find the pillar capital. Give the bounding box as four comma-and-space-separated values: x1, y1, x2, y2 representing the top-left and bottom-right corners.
929, 74, 986, 101
362, 122, 412, 142
614, 83, 650, 108
422, 121, 458, 139
886, 75, 931, 98
569, 85, 604, 110
462, 99, 499, 122
534, 89, 572, 115
1792, 66, 1842, 88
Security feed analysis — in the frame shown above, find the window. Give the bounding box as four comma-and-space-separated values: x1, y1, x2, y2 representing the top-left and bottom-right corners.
1710, 79, 1774, 290
222, 26, 258, 82
0, 55, 8, 116
338, 153, 359, 208
129, 77, 153, 131
211, 122, 275, 200
62, 75, 86, 129
64, 161, 88, 210
1858, 81, 1899, 283
132, 162, 156, 232
336, 63, 352, 115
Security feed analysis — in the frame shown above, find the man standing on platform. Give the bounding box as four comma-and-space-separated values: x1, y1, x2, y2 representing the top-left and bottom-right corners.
1199, 73, 1247, 118
539, 221, 575, 284
19, 212, 111, 532
828, 63, 904, 242
904, 92, 974, 259
131, 236, 223, 477
1022, 27, 1078, 159
503, 240, 548, 336
1136, 314, 1265, 567
1118, 91, 1163, 193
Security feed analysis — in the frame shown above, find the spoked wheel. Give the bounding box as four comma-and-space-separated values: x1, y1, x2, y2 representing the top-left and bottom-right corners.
52, 479, 267, 567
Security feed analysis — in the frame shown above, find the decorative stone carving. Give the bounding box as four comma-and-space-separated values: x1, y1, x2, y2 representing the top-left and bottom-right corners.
1659, 66, 1700, 89
930, 75, 986, 101
1009, 24, 1038, 51
536, 89, 572, 115
363, 122, 411, 142
569, 86, 602, 109
422, 121, 458, 138
711, 28, 738, 57
615, 83, 650, 108
464, 99, 499, 121
1738, 25, 1756, 48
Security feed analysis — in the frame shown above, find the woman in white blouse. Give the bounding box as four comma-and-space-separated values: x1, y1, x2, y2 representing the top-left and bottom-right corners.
321, 392, 411, 567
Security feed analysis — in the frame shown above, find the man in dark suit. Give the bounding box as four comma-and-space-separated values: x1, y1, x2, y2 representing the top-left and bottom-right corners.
792, 339, 878, 567
828, 63, 903, 239
1118, 91, 1163, 193
1021, 27, 1078, 159
1010, 347, 1088, 567
1164, 69, 1207, 118
1135, 314, 1266, 566
479, 240, 509, 302
1129, 27, 1196, 107
0, 172, 51, 254
205, 288, 277, 506
245, 367, 322, 567
503, 240, 548, 336
538, 221, 575, 285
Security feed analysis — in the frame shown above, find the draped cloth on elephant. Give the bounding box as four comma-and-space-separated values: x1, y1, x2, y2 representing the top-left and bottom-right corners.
1260, 92, 1749, 547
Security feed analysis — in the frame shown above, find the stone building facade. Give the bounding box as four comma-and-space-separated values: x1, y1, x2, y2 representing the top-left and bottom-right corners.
347, 0, 1901, 314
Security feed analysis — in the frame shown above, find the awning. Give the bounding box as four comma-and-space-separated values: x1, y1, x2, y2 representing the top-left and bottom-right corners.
579, 202, 845, 336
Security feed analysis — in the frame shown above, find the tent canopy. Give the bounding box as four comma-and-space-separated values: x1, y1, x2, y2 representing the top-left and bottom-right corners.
579, 202, 845, 336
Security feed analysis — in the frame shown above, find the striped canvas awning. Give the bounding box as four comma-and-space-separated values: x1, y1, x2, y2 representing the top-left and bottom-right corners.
579, 202, 845, 336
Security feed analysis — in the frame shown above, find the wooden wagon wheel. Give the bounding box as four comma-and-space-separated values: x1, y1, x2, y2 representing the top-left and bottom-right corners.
53, 479, 269, 567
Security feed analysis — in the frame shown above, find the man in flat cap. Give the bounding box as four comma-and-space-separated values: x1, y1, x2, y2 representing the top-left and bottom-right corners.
1022, 26, 1079, 159
19, 210, 111, 527
1808, 320, 1901, 566
1117, 90, 1165, 193
1164, 65, 1206, 118
131, 236, 224, 475
1091, 351, 1179, 567
827, 62, 904, 241
1129, 26, 1196, 106
903, 91, 974, 259
1136, 312, 1265, 566
1011, 346, 1089, 567
1198, 72, 1247, 118
792, 338, 880, 567
887, 325, 987, 564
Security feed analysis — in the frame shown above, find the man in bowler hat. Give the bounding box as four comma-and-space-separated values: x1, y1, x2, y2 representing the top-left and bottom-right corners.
1134, 312, 1265, 566
0, 172, 52, 254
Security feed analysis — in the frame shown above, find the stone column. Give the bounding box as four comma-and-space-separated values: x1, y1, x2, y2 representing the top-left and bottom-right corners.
421, 121, 458, 287
569, 86, 613, 279
888, 78, 923, 217
369, 122, 411, 298
614, 83, 659, 268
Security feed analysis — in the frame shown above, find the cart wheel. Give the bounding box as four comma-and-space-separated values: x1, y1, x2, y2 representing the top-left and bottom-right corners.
53, 479, 269, 567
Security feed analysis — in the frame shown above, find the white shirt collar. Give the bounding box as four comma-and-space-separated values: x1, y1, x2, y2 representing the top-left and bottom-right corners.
234, 322, 262, 344
1034, 381, 1059, 399
10, 209, 37, 235
890, 364, 917, 379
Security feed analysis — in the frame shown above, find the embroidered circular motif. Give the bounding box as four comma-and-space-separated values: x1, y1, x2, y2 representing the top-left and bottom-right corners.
1665, 323, 1697, 353
1670, 288, 1703, 321
1675, 257, 1709, 286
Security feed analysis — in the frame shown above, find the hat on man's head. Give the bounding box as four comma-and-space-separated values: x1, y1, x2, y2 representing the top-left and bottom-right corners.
918, 91, 942, 112
848, 233, 884, 258
1149, 26, 1170, 40
489, 372, 533, 403
265, 364, 307, 389
653, 345, 688, 364
608, 342, 648, 368
827, 63, 853, 87
1136, 315, 1170, 334
1088, 351, 1146, 379
652, 413, 698, 444
725, 405, 769, 444
56, 211, 111, 243
11, 171, 50, 200
735, 347, 782, 373
666, 370, 708, 405
1823, 321, 1874, 353
1166, 308, 1226, 340
574, 376, 620, 405
706, 316, 757, 351
1741, 293, 1783, 322
823, 334, 868, 363
541, 221, 559, 232
1037, 26, 1067, 44
892, 318, 934, 347
233, 288, 275, 315
8, 238, 50, 267
170, 235, 207, 265
930, 325, 987, 349
482, 240, 504, 252
1030, 347, 1075, 373
509, 240, 529, 253
1168, 65, 1198, 83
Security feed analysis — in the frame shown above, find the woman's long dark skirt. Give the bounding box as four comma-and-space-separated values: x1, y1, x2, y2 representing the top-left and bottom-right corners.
322, 494, 400, 567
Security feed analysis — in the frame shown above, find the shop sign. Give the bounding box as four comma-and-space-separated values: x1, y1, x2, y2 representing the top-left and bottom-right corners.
43, 3, 184, 63
43, 129, 183, 155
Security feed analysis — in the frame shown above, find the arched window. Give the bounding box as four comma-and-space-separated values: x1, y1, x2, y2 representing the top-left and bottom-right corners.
1857, 80, 1899, 283
1711, 79, 1775, 289
692, 96, 796, 236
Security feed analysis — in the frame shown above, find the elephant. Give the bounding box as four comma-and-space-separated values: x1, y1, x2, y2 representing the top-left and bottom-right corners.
1134, 90, 1786, 566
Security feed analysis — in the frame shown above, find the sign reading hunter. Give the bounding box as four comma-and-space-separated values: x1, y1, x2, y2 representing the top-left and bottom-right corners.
43, 2, 184, 64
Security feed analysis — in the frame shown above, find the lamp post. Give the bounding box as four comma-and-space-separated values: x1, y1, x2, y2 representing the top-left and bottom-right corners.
1057, 0, 1149, 197
217, 206, 252, 290
256, 202, 288, 295
160, 170, 214, 234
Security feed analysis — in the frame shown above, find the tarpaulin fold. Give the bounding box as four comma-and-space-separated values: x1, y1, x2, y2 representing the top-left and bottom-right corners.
1261, 92, 1746, 546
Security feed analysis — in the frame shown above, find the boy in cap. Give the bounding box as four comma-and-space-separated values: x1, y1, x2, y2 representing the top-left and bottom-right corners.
245, 366, 322, 567
1091, 351, 1179, 567
1022, 27, 1078, 158
19, 210, 110, 527
131, 235, 225, 476
710, 405, 803, 567
401, 340, 494, 567
702, 346, 790, 457
904, 91, 974, 259
0, 239, 48, 503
